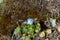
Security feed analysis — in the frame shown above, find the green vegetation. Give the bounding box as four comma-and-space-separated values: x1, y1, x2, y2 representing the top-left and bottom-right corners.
14, 21, 41, 40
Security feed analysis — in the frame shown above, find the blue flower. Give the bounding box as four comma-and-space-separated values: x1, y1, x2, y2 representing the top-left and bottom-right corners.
27, 18, 34, 25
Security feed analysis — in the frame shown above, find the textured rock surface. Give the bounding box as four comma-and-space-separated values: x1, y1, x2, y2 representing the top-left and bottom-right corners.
0, 0, 60, 37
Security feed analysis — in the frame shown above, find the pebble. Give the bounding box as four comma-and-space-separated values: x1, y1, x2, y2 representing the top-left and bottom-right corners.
39, 31, 45, 38
45, 38, 49, 40
56, 37, 59, 40
46, 29, 52, 35
0, 0, 3, 3
57, 27, 60, 33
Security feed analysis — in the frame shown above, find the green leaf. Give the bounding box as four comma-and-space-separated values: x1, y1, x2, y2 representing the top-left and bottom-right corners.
25, 36, 31, 40
31, 34, 36, 38
35, 22, 41, 33
14, 26, 20, 35
22, 27, 28, 34
21, 36, 31, 40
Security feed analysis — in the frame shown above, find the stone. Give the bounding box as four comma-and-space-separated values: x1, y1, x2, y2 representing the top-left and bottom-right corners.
0, 0, 3, 3
56, 37, 59, 40
46, 29, 52, 35
45, 38, 49, 40
39, 31, 45, 38
57, 27, 60, 33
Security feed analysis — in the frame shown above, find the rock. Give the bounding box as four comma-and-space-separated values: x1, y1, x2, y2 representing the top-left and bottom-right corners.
50, 18, 56, 27
46, 29, 52, 35
45, 38, 49, 40
56, 37, 59, 40
57, 27, 60, 33
39, 31, 45, 38
34, 36, 40, 40
0, 0, 3, 3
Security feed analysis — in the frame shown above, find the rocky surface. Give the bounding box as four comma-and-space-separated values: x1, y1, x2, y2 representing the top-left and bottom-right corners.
0, 0, 60, 40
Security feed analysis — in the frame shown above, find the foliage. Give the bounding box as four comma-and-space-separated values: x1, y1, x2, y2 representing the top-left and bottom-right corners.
13, 21, 41, 40
14, 26, 21, 35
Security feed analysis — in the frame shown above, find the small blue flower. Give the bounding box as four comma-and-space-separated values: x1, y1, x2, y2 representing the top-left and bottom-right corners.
27, 18, 34, 25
